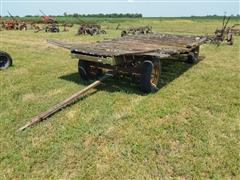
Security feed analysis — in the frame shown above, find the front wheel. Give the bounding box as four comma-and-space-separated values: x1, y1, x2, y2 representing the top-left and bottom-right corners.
140, 60, 161, 93
78, 60, 91, 80
78, 60, 103, 80
0, 51, 12, 70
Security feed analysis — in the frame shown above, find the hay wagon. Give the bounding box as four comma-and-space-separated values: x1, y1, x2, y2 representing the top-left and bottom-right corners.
49, 33, 207, 93
19, 33, 208, 130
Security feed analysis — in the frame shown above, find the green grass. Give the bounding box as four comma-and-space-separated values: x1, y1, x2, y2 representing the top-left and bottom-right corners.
0, 17, 240, 179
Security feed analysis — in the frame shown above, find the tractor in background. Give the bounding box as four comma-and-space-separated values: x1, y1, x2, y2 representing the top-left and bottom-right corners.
2, 12, 27, 31
40, 10, 60, 33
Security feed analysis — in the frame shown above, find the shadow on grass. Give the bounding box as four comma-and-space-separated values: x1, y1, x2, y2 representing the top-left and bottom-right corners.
59, 57, 205, 94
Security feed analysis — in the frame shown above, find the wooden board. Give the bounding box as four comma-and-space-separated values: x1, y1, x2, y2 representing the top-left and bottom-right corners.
48, 33, 207, 57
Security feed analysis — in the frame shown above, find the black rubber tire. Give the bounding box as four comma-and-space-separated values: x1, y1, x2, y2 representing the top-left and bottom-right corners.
94, 68, 104, 78
140, 60, 161, 93
187, 52, 198, 64
78, 60, 90, 80
78, 60, 103, 80
0, 51, 12, 70
121, 31, 127, 37
101, 30, 107, 34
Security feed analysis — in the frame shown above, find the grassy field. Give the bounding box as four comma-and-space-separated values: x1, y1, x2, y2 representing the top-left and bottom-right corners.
1, 18, 240, 179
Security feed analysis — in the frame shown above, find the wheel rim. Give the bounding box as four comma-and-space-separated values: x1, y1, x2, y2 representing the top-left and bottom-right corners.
150, 63, 160, 87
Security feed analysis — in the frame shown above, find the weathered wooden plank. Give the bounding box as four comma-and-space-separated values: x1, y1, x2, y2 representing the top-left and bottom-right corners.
18, 73, 113, 131
48, 33, 206, 57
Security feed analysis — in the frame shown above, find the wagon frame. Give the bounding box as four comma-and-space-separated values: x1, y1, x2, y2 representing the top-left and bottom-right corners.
19, 33, 208, 130
49, 33, 207, 93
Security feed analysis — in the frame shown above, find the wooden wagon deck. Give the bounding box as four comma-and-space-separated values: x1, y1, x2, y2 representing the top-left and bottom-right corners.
48, 33, 207, 92
48, 33, 207, 58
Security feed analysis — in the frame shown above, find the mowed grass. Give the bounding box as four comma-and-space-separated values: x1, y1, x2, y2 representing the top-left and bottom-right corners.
0, 18, 240, 179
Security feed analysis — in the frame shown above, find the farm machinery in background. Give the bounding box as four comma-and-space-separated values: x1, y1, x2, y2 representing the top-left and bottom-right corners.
32, 10, 73, 33
76, 23, 106, 36
229, 24, 240, 36
39, 10, 60, 33
0, 51, 12, 70
210, 15, 234, 45
115, 24, 153, 36
61, 22, 74, 32
120, 25, 153, 37
75, 17, 106, 36
0, 12, 27, 31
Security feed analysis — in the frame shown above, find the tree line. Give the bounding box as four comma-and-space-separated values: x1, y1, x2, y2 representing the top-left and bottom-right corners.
63, 13, 143, 18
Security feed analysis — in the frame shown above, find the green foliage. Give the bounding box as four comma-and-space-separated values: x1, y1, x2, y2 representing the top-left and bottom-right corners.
65, 13, 143, 18
0, 18, 240, 179
2, 15, 239, 25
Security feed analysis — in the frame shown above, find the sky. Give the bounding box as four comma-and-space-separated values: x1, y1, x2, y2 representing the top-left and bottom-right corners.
1, 0, 239, 17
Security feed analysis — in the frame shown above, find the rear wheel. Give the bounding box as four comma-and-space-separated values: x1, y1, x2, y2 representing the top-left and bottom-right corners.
0, 51, 12, 70
140, 60, 161, 93
187, 46, 200, 64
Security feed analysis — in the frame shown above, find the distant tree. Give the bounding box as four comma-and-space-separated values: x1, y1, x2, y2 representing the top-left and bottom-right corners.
73, 13, 78, 17
63, 13, 142, 18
